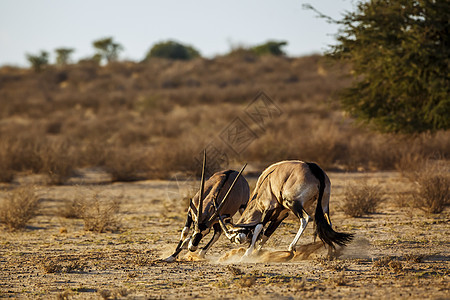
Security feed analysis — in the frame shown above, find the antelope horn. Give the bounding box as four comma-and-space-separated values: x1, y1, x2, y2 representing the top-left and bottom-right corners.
209, 163, 247, 239
188, 198, 197, 216
196, 150, 207, 230
212, 193, 234, 239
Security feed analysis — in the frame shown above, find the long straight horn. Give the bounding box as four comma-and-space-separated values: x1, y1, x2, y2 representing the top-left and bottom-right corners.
196, 150, 207, 230
209, 163, 247, 240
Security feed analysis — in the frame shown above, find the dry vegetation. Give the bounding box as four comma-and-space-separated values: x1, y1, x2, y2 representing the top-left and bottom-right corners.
0, 171, 448, 299
0, 186, 39, 230
1, 55, 448, 184
0, 54, 448, 298
341, 181, 385, 217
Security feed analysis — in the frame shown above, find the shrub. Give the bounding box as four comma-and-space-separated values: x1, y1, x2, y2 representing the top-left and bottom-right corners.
26, 50, 49, 72
327, 0, 450, 133
92, 37, 123, 64
0, 153, 14, 183
81, 194, 121, 233
412, 167, 449, 214
341, 181, 384, 217
0, 186, 39, 230
144, 40, 201, 61
103, 147, 150, 182
40, 140, 77, 185
251, 40, 287, 56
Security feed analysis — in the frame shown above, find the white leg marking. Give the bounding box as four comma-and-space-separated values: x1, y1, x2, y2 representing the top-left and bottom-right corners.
288, 216, 310, 252
182, 237, 191, 249
243, 224, 263, 258
180, 226, 190, 240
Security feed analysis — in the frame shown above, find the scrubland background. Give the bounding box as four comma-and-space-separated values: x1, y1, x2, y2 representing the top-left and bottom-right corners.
0, 53, 449, 299
0, 54, 448, 184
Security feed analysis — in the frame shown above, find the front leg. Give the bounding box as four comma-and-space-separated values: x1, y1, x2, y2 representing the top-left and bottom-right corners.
164, 212, 193, 262
257, 210, 289, 251
242, 224, 264, 259
198, 223, 221, 258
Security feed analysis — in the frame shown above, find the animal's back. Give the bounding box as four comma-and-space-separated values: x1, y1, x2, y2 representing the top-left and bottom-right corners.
193, 170, 249, 220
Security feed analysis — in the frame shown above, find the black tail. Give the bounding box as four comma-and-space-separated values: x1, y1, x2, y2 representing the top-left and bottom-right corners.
307, 162, 353, 249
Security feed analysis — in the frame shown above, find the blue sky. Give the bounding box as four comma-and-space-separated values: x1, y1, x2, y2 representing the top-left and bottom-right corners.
0, 0, 356, 66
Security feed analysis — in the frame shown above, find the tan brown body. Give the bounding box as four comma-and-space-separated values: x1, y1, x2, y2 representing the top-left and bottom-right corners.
216, 161, 352, 260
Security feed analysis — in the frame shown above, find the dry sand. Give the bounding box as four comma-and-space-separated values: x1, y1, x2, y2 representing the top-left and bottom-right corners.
0, 170, 448, 299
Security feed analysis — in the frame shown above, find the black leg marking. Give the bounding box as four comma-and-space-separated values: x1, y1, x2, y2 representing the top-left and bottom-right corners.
201, 223, 222, 254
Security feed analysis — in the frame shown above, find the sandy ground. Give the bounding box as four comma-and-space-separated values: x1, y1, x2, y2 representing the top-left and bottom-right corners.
0, 169, 448, 299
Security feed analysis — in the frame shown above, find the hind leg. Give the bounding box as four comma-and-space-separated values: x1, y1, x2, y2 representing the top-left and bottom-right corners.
288, 215, 311, 252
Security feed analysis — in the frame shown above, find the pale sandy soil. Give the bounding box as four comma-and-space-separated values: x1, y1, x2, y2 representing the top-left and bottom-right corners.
0, 169, 448, 299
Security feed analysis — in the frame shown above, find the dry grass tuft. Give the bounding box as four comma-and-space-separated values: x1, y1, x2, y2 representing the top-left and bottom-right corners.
404, 253, 426, 263
236, 275, 257, 288
40, 140, 77, 185
41, 256, 86, 273
227, 265, 244, 276
81, 194, 121, 233
341, 181, 384, 217
99, 288, 128, 299
373, 256, 403, 272
0, 186, 39, 230
330, 273, 347, 286
412, 166, 449, 214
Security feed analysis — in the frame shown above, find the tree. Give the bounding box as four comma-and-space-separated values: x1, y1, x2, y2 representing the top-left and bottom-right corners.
251, 40, 287, 56
144, 40, 201, 61
325, 0, 449, 134
92, 37, 123, 64
26, 51, 49, 72
55, 48, 74, 65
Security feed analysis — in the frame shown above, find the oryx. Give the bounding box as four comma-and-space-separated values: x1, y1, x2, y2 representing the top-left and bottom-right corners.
214, 160, 353, 259
164, 153, 249, 262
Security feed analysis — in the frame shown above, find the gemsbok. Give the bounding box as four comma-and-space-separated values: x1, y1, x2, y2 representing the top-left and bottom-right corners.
164, 152, 249, 262
213, 160, 353, 260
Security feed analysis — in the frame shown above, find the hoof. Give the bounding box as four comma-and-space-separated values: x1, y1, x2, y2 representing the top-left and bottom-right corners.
164, 256, 176, 263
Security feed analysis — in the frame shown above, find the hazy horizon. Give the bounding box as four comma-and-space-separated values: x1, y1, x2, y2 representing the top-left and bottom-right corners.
0, 0, 355, 67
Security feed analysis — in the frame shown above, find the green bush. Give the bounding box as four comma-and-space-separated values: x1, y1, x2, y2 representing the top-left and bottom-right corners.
251, 41, 287, 56
26, 51, 49, 72
327, 0, 450, 133
144, 40, 200, 61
